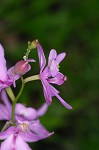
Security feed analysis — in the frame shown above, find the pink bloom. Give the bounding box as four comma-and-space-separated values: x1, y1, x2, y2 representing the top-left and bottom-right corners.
0, 44, 12, 91
37, 43, 72, 109
0, 91, 53, 149
0, 120, 53, 150
0, 90, 48, 121
0, 44, 34, 90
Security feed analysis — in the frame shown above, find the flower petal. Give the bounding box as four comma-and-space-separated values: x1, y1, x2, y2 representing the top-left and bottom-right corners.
37, 43, 46, 72
16, 135, 32, 150
50, 85, 72, 109
0, 104, 11, 120
29, 120, 53, 139
0, 44, 7, 81
27, 59, 36, 62
0, 134, 14, 150
55, 93, 72, 109
37, 103, 48, 118
1, 90, 12, 113
56, 94, 72, 109
7, 66, 20, 87
0, 81, 12, 92
0, 127, 15, 140
48, 72, 67, 85
48, 49, 57, 65
42, 66, 50, 78
40, 77, 52, 105
56, 52, 66, 64
50, 85, 60, 95
20, 130, 41, 142
14, 60, 32, 75
15, 103, 37, 121
49, 60, 59, 77
0, 134, 32, 150
0, 90, 11, 120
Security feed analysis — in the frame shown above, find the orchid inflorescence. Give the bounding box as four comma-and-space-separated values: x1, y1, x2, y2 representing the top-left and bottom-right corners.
0, 40, 72, 150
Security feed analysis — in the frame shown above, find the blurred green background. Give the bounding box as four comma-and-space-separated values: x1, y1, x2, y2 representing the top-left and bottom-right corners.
0, 0, 99, 150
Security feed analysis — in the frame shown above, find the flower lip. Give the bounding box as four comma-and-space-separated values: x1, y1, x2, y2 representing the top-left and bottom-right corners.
20, 123, 29, 132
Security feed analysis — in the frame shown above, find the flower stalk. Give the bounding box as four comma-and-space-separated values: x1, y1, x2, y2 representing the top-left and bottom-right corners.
11, 76, 25, 123
5, 87, 15, 102
24, 74, 40, 83
24, 40, 38, 60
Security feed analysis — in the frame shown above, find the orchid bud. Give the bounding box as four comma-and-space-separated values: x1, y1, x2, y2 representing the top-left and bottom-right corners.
28, 39, 38, 50
14, 60, 30, 75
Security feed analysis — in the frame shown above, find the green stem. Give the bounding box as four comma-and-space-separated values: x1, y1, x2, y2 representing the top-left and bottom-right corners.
24, 74, 40, 83
11, 76, 25, 123
6, 87, 15, 102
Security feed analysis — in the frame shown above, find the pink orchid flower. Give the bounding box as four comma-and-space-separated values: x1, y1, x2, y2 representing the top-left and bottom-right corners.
37, 43, 72, 109
0, 44, 35, 90
0, 120, 53, 150
0, 90, 53, 150
0, 90, 48, 121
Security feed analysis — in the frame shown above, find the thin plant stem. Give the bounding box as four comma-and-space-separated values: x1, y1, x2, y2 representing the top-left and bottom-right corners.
24, 74, 40, 83
11, 76, 25, 123
6, 87, 15, 102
